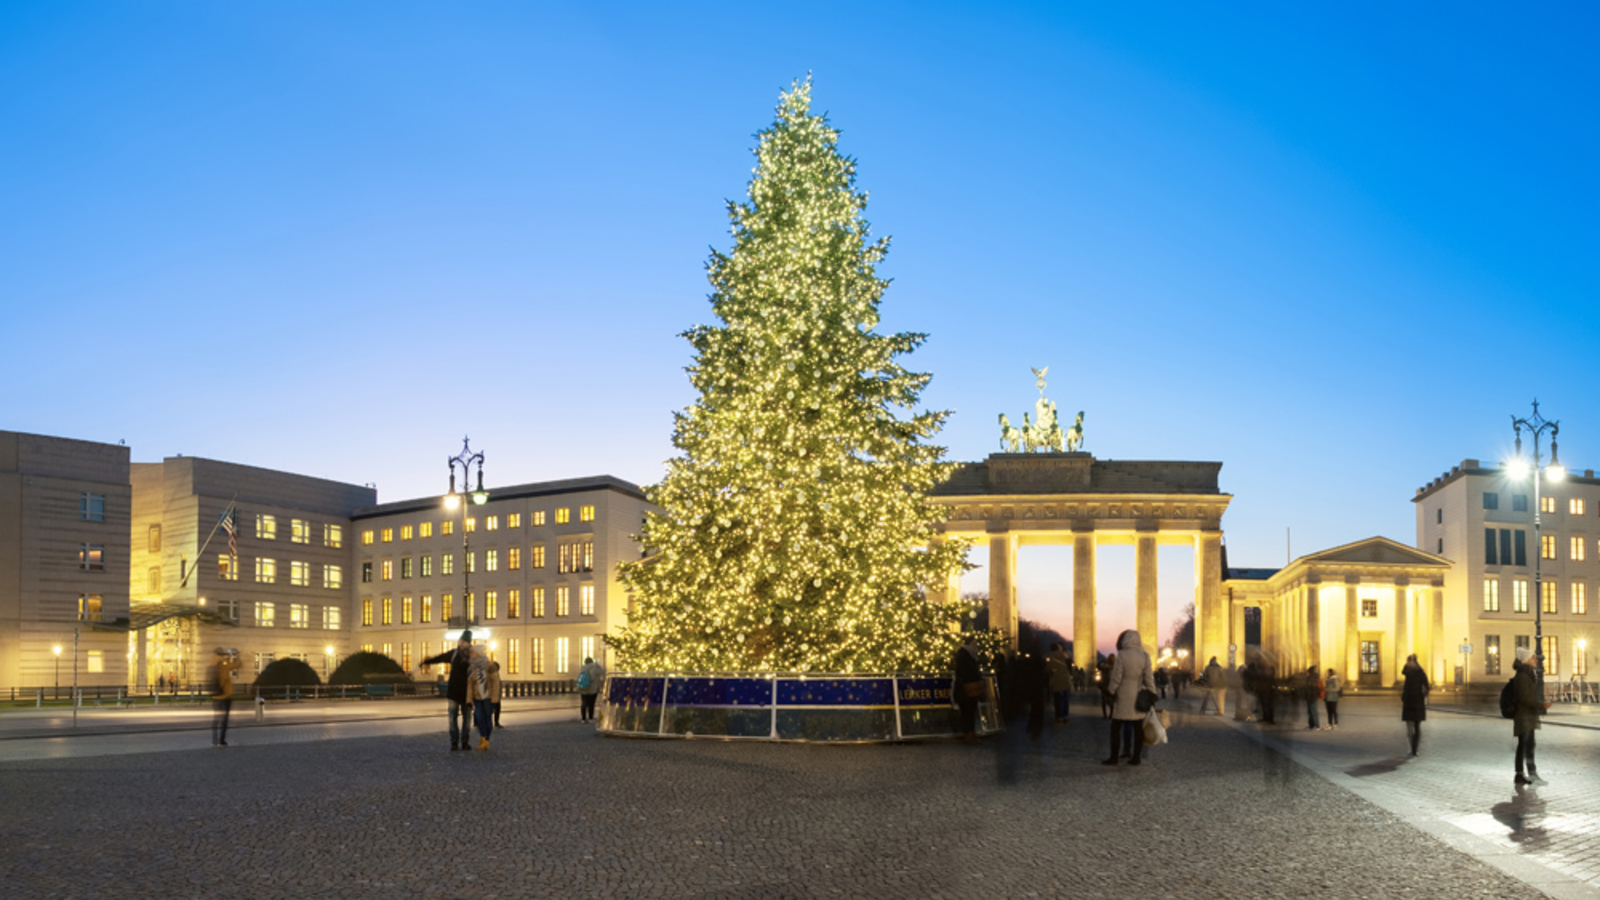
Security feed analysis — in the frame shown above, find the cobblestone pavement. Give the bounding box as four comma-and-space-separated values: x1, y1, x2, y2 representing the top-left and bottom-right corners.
0, 696, 1563, 900
1205, 692, 1600, 900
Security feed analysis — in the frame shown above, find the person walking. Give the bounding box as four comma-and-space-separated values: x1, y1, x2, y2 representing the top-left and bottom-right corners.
209, 648, 239, 748
1323, 668, 1342, 730
490, 660, 504, 728
1198, 656, 1225, 716
1302, 665, 1322, 731
1512, 646, 1552, 785
467, 646, 496, 750
1046, 643, 1072, 724
578, 655, 606, 723
1102, 630, 1157, 767
1401, 653, 1429, 756
420, 631, 475, 751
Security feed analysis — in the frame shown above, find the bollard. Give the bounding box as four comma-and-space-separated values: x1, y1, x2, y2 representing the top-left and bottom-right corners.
36, 687, 41, 708
255, 695, 266, 722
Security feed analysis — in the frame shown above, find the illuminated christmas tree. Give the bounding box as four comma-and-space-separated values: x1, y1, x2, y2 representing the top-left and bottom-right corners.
612, 78, 975, 674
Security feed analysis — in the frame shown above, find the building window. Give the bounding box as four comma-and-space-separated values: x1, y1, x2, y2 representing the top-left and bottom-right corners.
401, 524, 414, 541
381, 527, 393, 543
1435, 508, 1442, 524
1513, 494, 1528, 511
1573, 582, 1587, 615
361, 561, 373, 583
360, 644, 372, 654
1514, 530, 1527, 566
382, 642, 392, 660
1541, 496, 1556, 514
1542, 534, 1557, 561
401, 557, 413, 579
1483, 579, 1500, 612
583, 541, 593, 571
381, 559, 393, 581
1571, 498, 1587, 516
421, 595, 433, 623
256, 557, 277, 584
257, 515, 277, 540
149, 524, 162, 552
1485, 635, 1501, 675
580, 584, 595, 616
80, 493, 106, 522
486, 515, 499, 531
442, 520, 454, 536
381, 597, 393, 625
402, 595, 414, 624
324, 564, 343, 590
402, 643, 412, 671
361, 598, 373, 626
362, 529, 374, 545
257, 602, 277, 628
325, 524, 343, 548
531, 587, 546, 617
485, 590, 498, 619
485, 549, 498, 572
1483, 492, 1499, 510
1360, 599, 1377, 618
1513, 580, 1529, 613
559, 544, 572, 573
78, 593, 103, 621
465, 591, 475, 621
1437, 538, 1443, 554
531, 638, 545, 675
507, 638, 520, 675
291, 561, 311, 587
1515, 635, 1530, 661
421, 522, 433, 538
508, 547, 521, 570
556, 507, 571, 524
323, 606, 342, 630
79, 544, 105, 571
581, 635, 596, 663
1485, 528, 1497, 565
508, 513, 522, 528
465, 517, 476, 534
466, 552, 476, 574
255, 652, 277, 674
1572, 537, 1587, 562
291, 518, 311, 544
147, 566, 161, 593
421, 555, 433, 578
557, 636, 571, 673
86, 650, 104, 673
442, 593, 453, 621
442, 553, 454, 576
532, 511, 546, 526
1547, 636, 1560, 676
580, 505, 595, 522
1577, 642, 1589, 677
507, 589, 520, 618
531, 545, 546, 569
290, 604, 309, 629
218, 554, 238, 581
557, 586, 571, 617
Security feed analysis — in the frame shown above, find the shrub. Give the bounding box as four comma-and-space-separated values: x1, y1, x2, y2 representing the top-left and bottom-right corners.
255, 657, 322, 687
328, 651, 411, 686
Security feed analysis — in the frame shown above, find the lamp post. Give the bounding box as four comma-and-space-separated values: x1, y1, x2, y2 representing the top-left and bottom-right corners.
52, 644, 61, 699
1508, 400, 1564, 695
445, 437, 489, 638
324, 645, 335, 678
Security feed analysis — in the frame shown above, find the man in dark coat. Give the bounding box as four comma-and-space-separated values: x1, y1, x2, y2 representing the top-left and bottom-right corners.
421, 631, 475, 751
1512, 646, 1552, 785
953, 636, 984, 745
1400, 653, 1430, 756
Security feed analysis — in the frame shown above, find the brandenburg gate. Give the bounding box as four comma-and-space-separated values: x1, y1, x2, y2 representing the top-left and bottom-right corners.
929, 453, 1232, 672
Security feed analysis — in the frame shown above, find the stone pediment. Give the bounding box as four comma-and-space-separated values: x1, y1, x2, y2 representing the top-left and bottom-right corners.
934, 454, 1224, 497
1300, 536, 1447, 568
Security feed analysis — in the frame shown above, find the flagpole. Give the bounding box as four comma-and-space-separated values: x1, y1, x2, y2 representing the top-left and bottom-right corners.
183, 494, 239, 588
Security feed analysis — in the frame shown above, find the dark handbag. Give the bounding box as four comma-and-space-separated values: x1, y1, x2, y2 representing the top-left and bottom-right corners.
961, 680, 985, 699
1135, 689, 1158, 713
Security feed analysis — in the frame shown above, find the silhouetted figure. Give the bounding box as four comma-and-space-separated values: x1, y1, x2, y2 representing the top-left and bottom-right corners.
1401, 653, 1430, 756
1046, 643, 1072, 723
1511, 646, 1550, 784
954, 636, 983, 745
1098, 654, 1115, 719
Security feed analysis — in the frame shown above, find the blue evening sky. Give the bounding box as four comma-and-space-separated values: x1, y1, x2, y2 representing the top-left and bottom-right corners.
3, 3, 1596, 647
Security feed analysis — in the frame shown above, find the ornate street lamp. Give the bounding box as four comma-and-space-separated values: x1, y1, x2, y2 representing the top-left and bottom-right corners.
1508, 400, 1563, 695
445, 437, 489, 638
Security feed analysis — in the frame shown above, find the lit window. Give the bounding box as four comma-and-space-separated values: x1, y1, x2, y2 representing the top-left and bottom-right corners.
218, 554, 238, 581
257, 602, 277, 628
531, 587, 546, 617
256, 557, 277, 584
485, 590, 498, 619
382, 528, 393, 543
401, 557, 413, 579
1572, 537, 1587, 562
508, 513, 522, 528
465, 517, 477, 534
291, 561, 311, 586
86, 650, 104, 673
291, 519, 310, 544
361, 644, 372, 654
402, 595, 413, 624
508, 547, 521, 570
1573, 582, 1587, 615
382, 597, 393, 625
381, 559, 393, 581
583, 541, 593, 571
487, 515, 499, 531
485, 549, 498, 572
78, 593, 103, 621
557, 636, 571, 673
442, 593, 454, 621
531, 545, 546, 569
1543, 581, 1559, 614
421, 595, 433, 623
507, 589, 520, 618
1360, 599, 1377, 618
580, 584, 595, 616
1541, 496, 1557, 514
1572, 498, 1586, 516
507, 638, 520, 675
1485, 635, 1501, 675
147, 567, 160, 593
556, 508, 570, 524
149, 524, 162, 552
421, 555, 433, 577
420, 521, 434, 538
361, 561, 373, 583
559, 544, 572, 573
401, 524, 413, 541
323, 606, 342, 630
290, 604, 309, 629
402, 643, 412, 671
362, 530, 374, 545
532, 511, 546, 526
442, 520, 454, 536
1483, 579, 1500, 612
324, 565, 343, 589
581, 635, 595, 663
1577, 643, 1589, 677
466, 551, 475, 574
80, 493, 106, 522
557, 586, 570, 617
1547, 636, 1559, 676
466, 591, 475, 621
79, 544, 105, 571
325, 524, 343, 548
382, 642, 392, 660
258, 515, 277, 540
1542, 534, 1556, 560
442, 553, 454, 575
361, 598, 373, 626
1514, 580, 1529, 613
531, 638, 545, 674
580, 505, 595, 522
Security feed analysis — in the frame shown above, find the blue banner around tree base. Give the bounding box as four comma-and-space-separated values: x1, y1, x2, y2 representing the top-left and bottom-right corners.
597, 673, 1001, 742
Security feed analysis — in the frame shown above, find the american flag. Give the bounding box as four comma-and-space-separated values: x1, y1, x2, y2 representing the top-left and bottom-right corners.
220, 508, 237, 560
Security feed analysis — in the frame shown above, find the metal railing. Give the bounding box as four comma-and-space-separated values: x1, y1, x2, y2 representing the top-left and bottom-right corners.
2, 679, 579, 707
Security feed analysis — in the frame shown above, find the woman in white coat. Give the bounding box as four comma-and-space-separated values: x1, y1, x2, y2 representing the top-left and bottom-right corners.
1102, 629, 1157, 766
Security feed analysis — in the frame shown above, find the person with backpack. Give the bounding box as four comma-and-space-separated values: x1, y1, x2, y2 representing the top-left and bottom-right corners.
1510, 646, 1552, 785
577, 655, 606, 723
